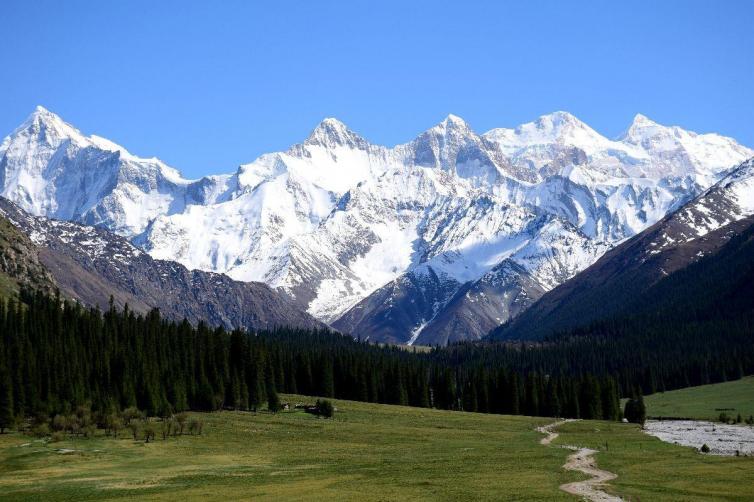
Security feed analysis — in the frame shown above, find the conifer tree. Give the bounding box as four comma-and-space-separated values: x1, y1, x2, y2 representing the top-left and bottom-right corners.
267, 386, 281, 413
0, 363, 14, 433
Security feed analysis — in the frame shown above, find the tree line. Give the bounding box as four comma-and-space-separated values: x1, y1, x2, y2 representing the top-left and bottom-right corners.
0, 290, 622, 427
1, 287, 751, 430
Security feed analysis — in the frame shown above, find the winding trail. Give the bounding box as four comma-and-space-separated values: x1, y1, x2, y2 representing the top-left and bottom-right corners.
537, 420, 623, 502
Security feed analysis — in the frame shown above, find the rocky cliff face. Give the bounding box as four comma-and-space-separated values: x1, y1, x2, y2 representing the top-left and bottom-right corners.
0, 213, 57, 298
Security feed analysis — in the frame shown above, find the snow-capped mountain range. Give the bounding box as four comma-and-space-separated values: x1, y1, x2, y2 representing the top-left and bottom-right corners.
493, 157, 754, 341
1, 106, 751, 344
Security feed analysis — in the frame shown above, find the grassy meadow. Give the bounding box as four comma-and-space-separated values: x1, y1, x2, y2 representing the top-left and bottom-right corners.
0, 396, 575, 501
1, 394, 754, 501
642, 376, 754, 420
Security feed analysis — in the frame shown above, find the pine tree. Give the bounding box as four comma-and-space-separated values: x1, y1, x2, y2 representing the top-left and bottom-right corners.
0, 363, 15, 433
267, 386, 281, 413
319, 359, 335, 398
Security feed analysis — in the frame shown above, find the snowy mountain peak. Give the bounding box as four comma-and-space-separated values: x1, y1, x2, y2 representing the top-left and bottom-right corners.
630, 113, 656, 127
0, 106, 198, 236
483, 111, 608, 158
442, 113, 469, 127
303, 117, 368, 149
536, 110, 585, 128
429, 114, 473, 135
10, 106, 142, 161
27, 105, 60, 123
14, 105, 86, 148
530, 111, 600, 141
620, 113, 666, 142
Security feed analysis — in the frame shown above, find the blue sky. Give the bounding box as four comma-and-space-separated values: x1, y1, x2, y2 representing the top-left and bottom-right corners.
2, 0, 752, 178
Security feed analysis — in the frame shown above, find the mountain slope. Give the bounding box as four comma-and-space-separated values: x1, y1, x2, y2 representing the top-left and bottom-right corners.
2, 107, 751, 344
492, 157, 754, 340
0, 212, 57, 298
0, 197, 323, 330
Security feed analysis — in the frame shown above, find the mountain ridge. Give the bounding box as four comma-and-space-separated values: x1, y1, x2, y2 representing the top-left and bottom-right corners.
491, 157, 754, 341
2, 106, 751, 344
0, 196, 324, 331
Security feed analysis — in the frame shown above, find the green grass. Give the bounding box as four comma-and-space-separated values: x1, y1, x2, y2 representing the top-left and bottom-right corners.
643, 376, 754, 420
0, 396, 574, 501
1, 395, 753, 501
554, 420, 754, 501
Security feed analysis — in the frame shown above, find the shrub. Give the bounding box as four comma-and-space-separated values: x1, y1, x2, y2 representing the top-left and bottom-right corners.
31, 422, 50, 438
75, 403, 92, 428
623, 397, 645, 425
121, 407, 143, 426
161, 417, 175, 440
719, 412, 730, 424
49, 431, 65, 443
700, 444, 710, 453
67, 414, 81, 436
51, 414, 67, 432
188, 418, 204, 435
142, 422, 156, 443
316, 399, 334, 418
128, 422, 141, 441
105, 413, 123, 438
175, 412, 189, 434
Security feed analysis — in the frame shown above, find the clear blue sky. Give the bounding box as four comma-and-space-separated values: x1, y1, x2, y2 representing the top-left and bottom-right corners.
2, 0, 752, 178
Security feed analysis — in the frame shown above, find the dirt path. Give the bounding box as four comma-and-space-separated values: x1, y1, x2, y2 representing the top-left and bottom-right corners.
538, 420, 623, 502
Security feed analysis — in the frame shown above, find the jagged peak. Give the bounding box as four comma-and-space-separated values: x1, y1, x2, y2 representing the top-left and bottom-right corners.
419, 114, 476, 141
532, 111, 590, 131
18, 105, 80, 137
303, 117, 368, 149
631, 113, 657, 127
0, 106, 97, 154
13, 106, 140, 158
442, 113, 468, 126
4, 106, 187, 183
434, 113, 471, 131
619, 113, 669, 142
318, 117, 349, 130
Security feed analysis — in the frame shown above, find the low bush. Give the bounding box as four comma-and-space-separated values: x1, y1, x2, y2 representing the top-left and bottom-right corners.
316, 399, 334, 418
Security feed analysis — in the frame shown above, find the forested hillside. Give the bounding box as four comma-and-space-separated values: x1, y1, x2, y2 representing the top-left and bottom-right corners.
0, 290, 622, 423
2, 286, 752, 428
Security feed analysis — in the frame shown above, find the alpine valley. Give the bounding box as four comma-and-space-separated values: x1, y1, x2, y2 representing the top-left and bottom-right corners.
1, 106, 751, 344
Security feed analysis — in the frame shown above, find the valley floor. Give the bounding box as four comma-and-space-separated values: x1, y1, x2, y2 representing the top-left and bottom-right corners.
0, 396, 753, 501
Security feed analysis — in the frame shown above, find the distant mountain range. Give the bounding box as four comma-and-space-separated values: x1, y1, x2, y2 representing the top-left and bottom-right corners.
1, 107, 751, 344
0, 198, 322, 331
